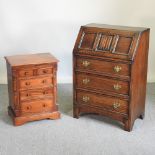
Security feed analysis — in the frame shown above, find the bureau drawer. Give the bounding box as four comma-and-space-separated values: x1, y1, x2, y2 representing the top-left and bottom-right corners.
21, 98, 53, 114
76, 91, 128, 115
76, 73, 129, 95
76, 57, 130, 77
19, 76, 53, 90
20, 88, 53, 101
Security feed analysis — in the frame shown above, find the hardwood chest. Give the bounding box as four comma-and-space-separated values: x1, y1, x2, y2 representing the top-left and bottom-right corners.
73, 23, 150, 131
5, 53, 60, 126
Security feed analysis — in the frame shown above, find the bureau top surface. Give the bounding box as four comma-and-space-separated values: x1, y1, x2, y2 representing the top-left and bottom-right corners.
84, 23, 149, 32
5, 53, 59, 66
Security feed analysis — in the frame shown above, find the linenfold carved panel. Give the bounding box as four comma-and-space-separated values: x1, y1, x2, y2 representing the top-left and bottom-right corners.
95, 34, 119, 52
78, 30, 136, 57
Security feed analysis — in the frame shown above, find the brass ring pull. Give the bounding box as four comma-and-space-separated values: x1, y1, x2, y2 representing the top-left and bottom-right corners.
82, 96, 90, 102
83, 78, 90, 84
113, 84, 121, 90
114, 66, 122, 72
113, 102, 120, 109
82, 61, 90, 67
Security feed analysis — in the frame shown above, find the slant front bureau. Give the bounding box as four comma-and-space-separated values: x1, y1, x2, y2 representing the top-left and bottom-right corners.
5, 53, 60, 126
73, 23, 150, 131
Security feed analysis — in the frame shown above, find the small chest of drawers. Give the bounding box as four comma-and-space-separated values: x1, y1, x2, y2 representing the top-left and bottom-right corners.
5, 53, 60, 126
73, 24, 150, 131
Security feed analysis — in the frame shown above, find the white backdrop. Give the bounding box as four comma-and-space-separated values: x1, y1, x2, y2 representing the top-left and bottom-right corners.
0, 0, 155, 83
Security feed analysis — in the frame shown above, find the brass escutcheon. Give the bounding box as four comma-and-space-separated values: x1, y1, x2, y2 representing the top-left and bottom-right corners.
113, 84, 121, 90
114, 66, 122, 72
113, 102, 121, 109
82, 96, 90, 102
82, 78, 90, 84
82, 61, 90, 67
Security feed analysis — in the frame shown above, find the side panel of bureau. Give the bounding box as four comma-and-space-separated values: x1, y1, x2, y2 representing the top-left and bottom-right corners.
128, 30, 150, 130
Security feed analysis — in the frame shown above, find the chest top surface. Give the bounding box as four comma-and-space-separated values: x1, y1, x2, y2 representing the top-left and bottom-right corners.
5, 53, 59, 67
74, 23, 150, 61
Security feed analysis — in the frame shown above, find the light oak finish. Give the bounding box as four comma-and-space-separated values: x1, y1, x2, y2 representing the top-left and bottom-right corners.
73, 23, 150, 131
5, 53, 60, 126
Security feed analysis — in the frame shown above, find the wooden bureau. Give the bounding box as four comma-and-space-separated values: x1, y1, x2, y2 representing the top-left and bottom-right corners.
5, 53, 60, 126
73, 23, 150, 131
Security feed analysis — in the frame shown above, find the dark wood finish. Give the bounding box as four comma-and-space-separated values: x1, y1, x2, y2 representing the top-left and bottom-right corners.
73, 23, 150, 131
76, 73, 129, 95
76, 57, 130, 77
76, 90, 128, 115
5, 53, 60, 126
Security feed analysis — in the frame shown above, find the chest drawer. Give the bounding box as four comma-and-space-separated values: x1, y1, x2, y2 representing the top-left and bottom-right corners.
76, 57, 130, 77
76, 73, 129, 95
18, 67, 53, 77
37, 67, 53, 75
21, 98, 53, 114
19, 76, 53, 90
76, 91, 128, 115
20, 88, 53, 101
19, 69, 33, 77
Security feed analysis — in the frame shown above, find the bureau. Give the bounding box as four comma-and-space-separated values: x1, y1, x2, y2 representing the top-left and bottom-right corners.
5, 53, 60, 126
73, 23, 150, 131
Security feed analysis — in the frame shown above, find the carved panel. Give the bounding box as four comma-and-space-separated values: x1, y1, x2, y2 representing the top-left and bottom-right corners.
114, 36, 133, 55
95, 34, 119, 52
78, 32, 97, 50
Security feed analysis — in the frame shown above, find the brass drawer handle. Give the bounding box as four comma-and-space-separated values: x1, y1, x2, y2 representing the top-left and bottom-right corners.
82, 61, 90, 67
82, 96, 90, 102
25, 82, 30, 86
114, 66, 122, 72
113, 84, 121, 90
26, 105, 31, 110
43, 91, 48, 95
42, 103, 46, 107
83, 78, 90, 84
26, 93, 30, 97
113, 102, 121, 109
